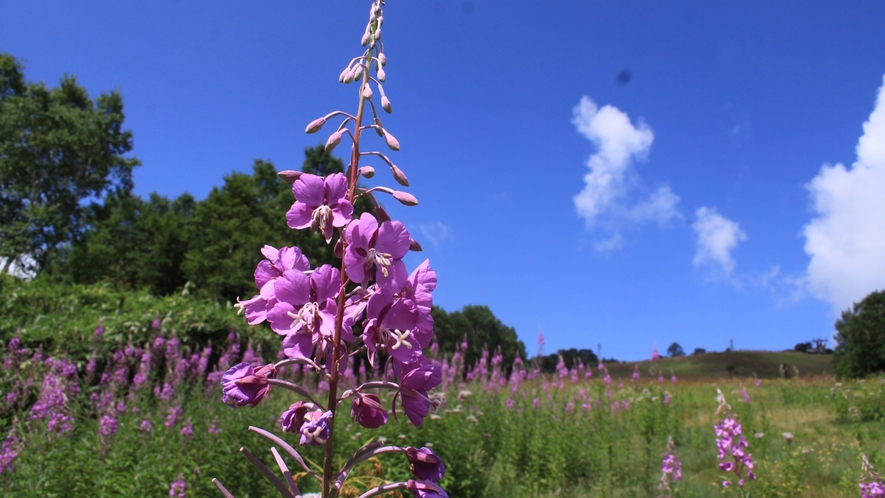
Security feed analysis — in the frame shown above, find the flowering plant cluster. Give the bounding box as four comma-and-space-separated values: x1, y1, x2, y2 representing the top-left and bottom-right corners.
714, 388, 755, 494
860, 454, 885, 498
214, 2, 448, 497
658, 435, 682, 497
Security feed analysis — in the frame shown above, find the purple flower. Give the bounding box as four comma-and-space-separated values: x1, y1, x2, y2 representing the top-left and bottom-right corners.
351, 393, 388, 429
180, 421, 194, 438
165, 406, 183, 429
169, 474, 186, 498
267, 265, 342, 358
236, 245, 311, 325
286, 173, 354, 242
140, 419, 153, 433
362, 287, 424, 366
299, 409, 333, 446
93, 326, 104, 338
405, 480, 449, 498
99, 415, 118, 437
221, 363, 276, 408
344, 213, 411, 290
280, 401, 311, 433
406, 447, 446, 482
394, 355, 441, 426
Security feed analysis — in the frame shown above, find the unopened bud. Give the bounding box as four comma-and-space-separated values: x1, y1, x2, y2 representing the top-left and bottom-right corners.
373, 119, 384, 137
362, 84, 373, 99
352, 64, 363, 81
409, 238, 423, 252
361, 32, 370, 46
393, 191, 418, 206
339, 67, 350, 83
278, 170, 303, 183
359, 166, 375, 178
375, 205, 391, 223
377, 68, 386, 82
390, 165, 409, 186
378, 53, 387, 66
375, 28, 382, 41
334, 239, 344, 259
343, 69, 356, 84
325, 131, 343, 152
383, 131, 400, 151
381, 96, 392, 114
305, 117, 326, 134
377, 16, 383, 26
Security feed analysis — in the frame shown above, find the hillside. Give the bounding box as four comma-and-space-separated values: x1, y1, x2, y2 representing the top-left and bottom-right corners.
603, 350, 834, 381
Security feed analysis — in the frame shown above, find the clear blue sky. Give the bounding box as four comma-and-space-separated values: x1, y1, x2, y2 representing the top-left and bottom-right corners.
4, 1, 885, 361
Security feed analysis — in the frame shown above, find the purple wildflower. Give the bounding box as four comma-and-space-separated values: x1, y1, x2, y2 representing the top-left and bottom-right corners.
286, 172, 354, 242
406, 447, 446, 482
140, 419, 153, 433
394, 355, 441, 426
99, 415, 118, 437
165, 406, 183, 429
93, 325, 104, 338
221, 363, 276, 408
169, 474, 186, 498
351, 393, 389, 429
860, 454, 885, 498
280, 401, 311, 433
0, 432, 19, 475
299, 409, 333, 446
406, 480, 449, 498
343, 212, 411, 290
180, 421, 194, 438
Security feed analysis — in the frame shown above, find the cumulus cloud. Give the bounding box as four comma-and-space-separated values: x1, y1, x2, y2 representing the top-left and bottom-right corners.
572, 97, 681, 246
802, 75, 885, 313
692, 207, 747, 276
418, 221, 454, 248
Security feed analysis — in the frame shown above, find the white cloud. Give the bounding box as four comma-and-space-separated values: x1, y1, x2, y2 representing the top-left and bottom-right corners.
418, 222, 454, 248
593, 233, 623, 252
572, 97, 681, 245
802, 75, 885, 313
692, 207, 747, 276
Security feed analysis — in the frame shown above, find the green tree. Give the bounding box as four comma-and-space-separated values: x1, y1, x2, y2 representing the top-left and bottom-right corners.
0, 54, 140, 274
667, 342, 685, 357
432, 305, 526, 372
182, 159, 329, 302
61, 190, 195, 295
833, 290, 885, 378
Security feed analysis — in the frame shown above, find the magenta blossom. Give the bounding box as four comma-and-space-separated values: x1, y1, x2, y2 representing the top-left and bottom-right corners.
236, 245, 311, 325
351, 393, 388, 429
280, 401, 312, 433
362, 287, 425, 366
299, 409, 333, 446
286, 173, 353, 243
394, 355, 441, 426
406, 447, 446, 482
344, 213, 411, 291
266, 265, 343, 358
221, 363, 276, 408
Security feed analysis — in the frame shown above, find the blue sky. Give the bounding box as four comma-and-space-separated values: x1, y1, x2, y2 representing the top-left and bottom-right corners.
4, 1, 885, 361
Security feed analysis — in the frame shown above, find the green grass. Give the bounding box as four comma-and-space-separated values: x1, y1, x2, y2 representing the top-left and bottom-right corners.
605, 350, 834, 381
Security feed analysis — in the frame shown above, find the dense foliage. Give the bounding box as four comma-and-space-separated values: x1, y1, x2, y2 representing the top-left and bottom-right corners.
0, 53, 139, 274
834, 290, 885, 378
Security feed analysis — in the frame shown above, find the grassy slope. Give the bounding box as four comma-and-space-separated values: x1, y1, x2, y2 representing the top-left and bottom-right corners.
605, 350, 834, 381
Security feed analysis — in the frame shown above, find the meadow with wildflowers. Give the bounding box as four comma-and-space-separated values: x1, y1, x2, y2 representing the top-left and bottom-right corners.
3, 2, 885, 498
2, 309, 885, 497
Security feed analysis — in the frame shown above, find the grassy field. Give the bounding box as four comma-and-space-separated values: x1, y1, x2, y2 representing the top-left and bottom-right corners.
605, 350, 834, 381
2, 332, 882, 498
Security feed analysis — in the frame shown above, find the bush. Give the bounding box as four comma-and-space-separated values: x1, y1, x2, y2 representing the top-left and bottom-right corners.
833, 290, 885, 378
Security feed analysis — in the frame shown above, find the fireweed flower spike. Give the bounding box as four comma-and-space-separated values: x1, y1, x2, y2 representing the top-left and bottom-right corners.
213, 1, 447, 497
860, 454, 885, 498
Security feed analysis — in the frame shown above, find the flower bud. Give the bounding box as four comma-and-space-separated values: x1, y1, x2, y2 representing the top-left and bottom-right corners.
390, 164, 409, 186
339, 67, 350, 83
393, 191, 418, 206
343, 69, 356, 84
361, 32, 370, 46
409, 238, 423, 252
359, 166, 375, 178
278, 170, 303, 183
381, 96, 392, 114
325, 131, 343, 152
378, 52, 387, 66
305, 116, 326, 134
383, 131, 400, 151
334, 238, 344, 258
377, 67, 386, 82
375, 28, 382, 41
362, 84, 373, 99
351, 393, 388, 429
352, 64, 363, 81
